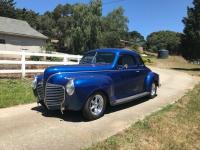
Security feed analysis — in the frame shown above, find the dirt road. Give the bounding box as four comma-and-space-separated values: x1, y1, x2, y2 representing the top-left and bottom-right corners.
0, 68, 198, 150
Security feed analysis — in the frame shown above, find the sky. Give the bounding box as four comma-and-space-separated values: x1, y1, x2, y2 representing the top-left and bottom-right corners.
15, 0, 193, 38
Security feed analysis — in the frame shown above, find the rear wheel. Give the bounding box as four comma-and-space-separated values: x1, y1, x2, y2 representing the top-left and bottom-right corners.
149, 82, 157, 98
82, 92, 107, 120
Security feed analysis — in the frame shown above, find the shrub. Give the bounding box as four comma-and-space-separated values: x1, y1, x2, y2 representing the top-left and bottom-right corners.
30, 56, 43, 61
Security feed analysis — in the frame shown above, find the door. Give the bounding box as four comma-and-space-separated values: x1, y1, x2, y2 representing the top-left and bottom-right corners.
135, 55, 149, 93
114, 54, 145, 99
115, 54, 137, 99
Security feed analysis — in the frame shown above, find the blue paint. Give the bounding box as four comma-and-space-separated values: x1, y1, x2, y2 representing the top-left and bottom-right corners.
33, 48, 159, 111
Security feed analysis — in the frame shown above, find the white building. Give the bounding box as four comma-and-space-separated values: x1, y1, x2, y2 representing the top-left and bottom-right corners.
0, 17, 47, 54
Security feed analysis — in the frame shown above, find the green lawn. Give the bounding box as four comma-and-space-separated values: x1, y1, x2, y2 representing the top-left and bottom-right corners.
86, 83, 200, 150
0, 79, 35, 108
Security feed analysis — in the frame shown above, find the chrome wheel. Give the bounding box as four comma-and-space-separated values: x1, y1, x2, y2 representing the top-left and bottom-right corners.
83, 92, 107, 120
89, 94, 104, 116
151, 83, 156, 96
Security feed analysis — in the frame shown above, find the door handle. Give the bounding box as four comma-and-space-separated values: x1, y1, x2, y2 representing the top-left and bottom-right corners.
136, 70, 140, 73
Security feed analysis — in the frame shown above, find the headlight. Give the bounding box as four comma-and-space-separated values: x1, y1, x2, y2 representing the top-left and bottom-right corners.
32, 76, 37, 89
66, 79, 75, 96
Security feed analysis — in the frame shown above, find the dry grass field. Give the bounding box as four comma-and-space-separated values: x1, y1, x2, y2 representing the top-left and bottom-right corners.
87, 83, 200, 150
151, 56, 200, 76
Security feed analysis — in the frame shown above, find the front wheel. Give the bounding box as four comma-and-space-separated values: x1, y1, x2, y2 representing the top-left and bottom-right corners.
82, 92, 107, 120
149, 82, 157, 98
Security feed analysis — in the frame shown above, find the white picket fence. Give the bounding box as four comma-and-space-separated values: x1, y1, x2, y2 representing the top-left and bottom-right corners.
0, 50, 82, 78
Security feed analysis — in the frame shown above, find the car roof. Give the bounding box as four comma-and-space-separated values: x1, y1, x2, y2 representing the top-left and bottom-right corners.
86, 48, 139, 56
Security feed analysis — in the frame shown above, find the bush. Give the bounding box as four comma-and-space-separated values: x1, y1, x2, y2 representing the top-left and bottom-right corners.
30, 56, 43, 61
131, 45, 142, 54
46, 57, 63, 61
141, 55, 156, 65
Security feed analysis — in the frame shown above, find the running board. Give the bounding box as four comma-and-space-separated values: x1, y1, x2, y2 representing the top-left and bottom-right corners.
112, 92, 150, 106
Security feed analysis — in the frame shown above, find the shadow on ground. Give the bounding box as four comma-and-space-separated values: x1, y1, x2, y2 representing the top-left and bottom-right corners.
172, 67, 200, 72
31, 97, 150, 122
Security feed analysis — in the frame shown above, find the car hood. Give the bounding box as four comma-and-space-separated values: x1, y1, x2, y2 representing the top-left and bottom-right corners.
44, 64, 113, 81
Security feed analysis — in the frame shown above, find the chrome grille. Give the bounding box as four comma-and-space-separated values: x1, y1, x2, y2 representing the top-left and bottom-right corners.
45, 83, 65, 108
36, 82, 44, 101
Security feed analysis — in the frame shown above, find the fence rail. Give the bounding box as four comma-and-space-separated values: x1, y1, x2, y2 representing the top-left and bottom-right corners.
0, 50, 82, 78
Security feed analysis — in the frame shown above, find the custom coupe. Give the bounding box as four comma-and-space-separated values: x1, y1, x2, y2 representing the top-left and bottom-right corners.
32, 49, 159, 120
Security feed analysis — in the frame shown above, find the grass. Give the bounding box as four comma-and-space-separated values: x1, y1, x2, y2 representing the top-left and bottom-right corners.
0, 79, 35, 108
152, 55, 200, 76
86, 83, 200, 150
142, 55, 157, 65
140, 50, 200, 76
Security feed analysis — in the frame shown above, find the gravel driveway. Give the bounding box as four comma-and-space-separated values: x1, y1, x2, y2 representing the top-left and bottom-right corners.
0, 67, 198, 150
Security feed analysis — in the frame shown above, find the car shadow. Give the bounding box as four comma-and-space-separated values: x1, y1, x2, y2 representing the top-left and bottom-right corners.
31, 97, 150, 122
105, 97, 149, 114
171, 67, 200, 72
31, 106, 84, 122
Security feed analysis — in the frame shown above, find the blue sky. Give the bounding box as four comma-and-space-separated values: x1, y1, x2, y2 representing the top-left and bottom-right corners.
15, 0, 193, 37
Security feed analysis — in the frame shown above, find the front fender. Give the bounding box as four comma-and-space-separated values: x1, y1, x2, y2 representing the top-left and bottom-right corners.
47, 73, 113, 111
71, 74, 113, 110
145, 71, 159, 92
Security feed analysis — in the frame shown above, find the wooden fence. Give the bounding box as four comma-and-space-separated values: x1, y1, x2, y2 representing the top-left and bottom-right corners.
0, 50, 82, 78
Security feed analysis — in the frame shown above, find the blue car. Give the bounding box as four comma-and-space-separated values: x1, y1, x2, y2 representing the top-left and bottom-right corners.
32, 48, 159, 120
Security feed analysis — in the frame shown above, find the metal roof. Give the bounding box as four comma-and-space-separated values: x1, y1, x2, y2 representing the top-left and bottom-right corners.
0, 17, 47, 39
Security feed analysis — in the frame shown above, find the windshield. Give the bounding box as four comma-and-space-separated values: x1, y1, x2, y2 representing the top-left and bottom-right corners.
80, 52, 115, 64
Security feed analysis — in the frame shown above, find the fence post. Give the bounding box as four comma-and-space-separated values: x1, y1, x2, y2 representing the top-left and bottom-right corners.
63, 55, 68, 65
77, 58, 81, 63
21, 50, 26, 78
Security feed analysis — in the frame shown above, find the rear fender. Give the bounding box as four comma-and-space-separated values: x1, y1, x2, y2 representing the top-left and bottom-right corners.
145, 72, 159, 92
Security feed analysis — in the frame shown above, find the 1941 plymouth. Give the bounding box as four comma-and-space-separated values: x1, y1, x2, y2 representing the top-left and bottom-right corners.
32, 48, 160, 120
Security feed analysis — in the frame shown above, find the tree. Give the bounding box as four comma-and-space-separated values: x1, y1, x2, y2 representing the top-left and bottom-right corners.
53, 4, 73, 51
16, 8, 39, 29
101, 7, 128, 47
0, 0, 16, 18
0, 0, 129, 54
182, 0, 200, 60
146, 31, 182, 54
71, 3, 91, 53
127, 31, 145, 44
37, 12, 57, 38
125, 31, 145, 49
71, 0, 103, 54
87, 0, 102, 50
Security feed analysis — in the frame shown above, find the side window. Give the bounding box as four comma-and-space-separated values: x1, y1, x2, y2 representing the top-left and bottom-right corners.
137, 55, 144, 66
118, 54, 137, 67
80, 52, 96, 64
